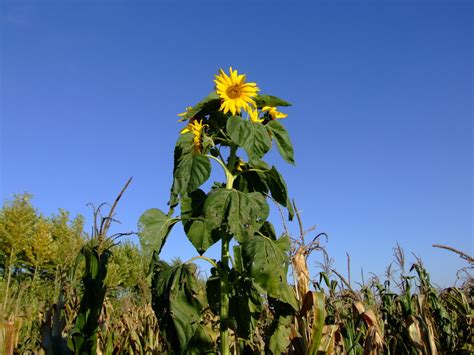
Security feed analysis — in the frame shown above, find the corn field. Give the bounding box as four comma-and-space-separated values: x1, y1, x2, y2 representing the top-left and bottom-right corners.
0, 193, 472, 354
1, 68, 473, 354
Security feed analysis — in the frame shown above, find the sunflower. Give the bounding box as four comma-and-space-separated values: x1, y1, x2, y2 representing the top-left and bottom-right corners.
248, 108, 263, 123
262, 106, 288, 120
180, 119, 208, 152
214, 67, 259, 115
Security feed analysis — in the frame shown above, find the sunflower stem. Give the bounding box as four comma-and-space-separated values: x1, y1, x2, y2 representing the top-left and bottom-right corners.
218, 145, 237, 355
220, 234, 230, 355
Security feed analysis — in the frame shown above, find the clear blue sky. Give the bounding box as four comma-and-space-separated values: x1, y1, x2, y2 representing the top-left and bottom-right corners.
1, 0, 472, 287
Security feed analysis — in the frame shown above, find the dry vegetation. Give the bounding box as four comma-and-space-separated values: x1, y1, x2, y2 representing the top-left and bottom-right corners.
0, 193, 472, 354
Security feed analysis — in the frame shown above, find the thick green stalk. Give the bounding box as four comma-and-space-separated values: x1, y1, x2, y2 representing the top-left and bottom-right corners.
221, 148, 236, 355
208, 152, 235, 354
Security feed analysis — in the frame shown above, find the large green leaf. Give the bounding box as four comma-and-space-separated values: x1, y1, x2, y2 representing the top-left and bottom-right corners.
181, 190, 220, 255
184, 220, 219, 256
234, 164, 292, 220
266, 166, 289, 207
138, 208, 179, 256
233, 170, 268, 195
204, 189, 269, 243
226, 116, 272, 162
174, 154, 212, 196
151, 257, 205, 352
170, 133, 212, 206
254, 94, 292, 108
242, 234, 297, 309
267, 120, 295, 165
183, 92, 221, 120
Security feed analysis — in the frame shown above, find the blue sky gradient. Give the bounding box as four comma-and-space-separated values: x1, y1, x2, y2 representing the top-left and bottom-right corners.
1, 0, 472, 286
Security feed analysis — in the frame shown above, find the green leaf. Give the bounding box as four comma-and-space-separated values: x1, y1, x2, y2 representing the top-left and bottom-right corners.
138, 208, 178, 256
233, 170, 268, 194
259, 221, 277, 240
242, 234, 297, 309
267, 120, 295, 165
151, 258, 205, 352
175, 154, 212, 196
181, 190, 220, 255
183, 92, 221, 120
185, 220, 219, 256
170, 133, 212, 206
204, 189, 269, 243
229, 275, 263, 340
227, 116, 272, 162
206, 269, 263, 341
266, 166, 289, 207
254, 94, 292, 108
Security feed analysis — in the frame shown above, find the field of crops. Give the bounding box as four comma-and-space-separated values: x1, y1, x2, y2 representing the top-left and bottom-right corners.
1, 68, 472, 354
0, 192, 472, 354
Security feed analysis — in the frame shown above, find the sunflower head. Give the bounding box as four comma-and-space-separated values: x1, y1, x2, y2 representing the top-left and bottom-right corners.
214, 67, 259, 115
262, 106, 288, 120
180, 119, 208, 152
249, 108, 264, 123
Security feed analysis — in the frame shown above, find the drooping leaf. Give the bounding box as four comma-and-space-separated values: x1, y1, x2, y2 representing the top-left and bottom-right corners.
266, 166, 289, 207
242, 234, 297, 309
267, 120, 295, 165
151, 257, 205, 352
170, 133, 212, 207
181, 190, 220, 255
227, 116, 272, 162
254, 94, 292, 108
138, 208, 179, 256
204, 189, 269, 243
185, 220, 219, 256
234, 164, 293, 220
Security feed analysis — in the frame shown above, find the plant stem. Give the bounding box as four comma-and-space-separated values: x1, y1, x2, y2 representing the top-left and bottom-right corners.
186, 255, 218, 269
219, 147, 236, 355
220, 234, 230, 355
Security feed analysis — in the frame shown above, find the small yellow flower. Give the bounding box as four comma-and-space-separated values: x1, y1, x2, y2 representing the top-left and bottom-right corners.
177, 106, 193, 122
262, 106, 288, 120
248, 108, 264, 123
214, 67, 259, 115
180, 119, 208, 152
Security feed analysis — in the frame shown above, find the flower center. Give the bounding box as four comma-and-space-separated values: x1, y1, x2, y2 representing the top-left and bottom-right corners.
226, 85, 242, 99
